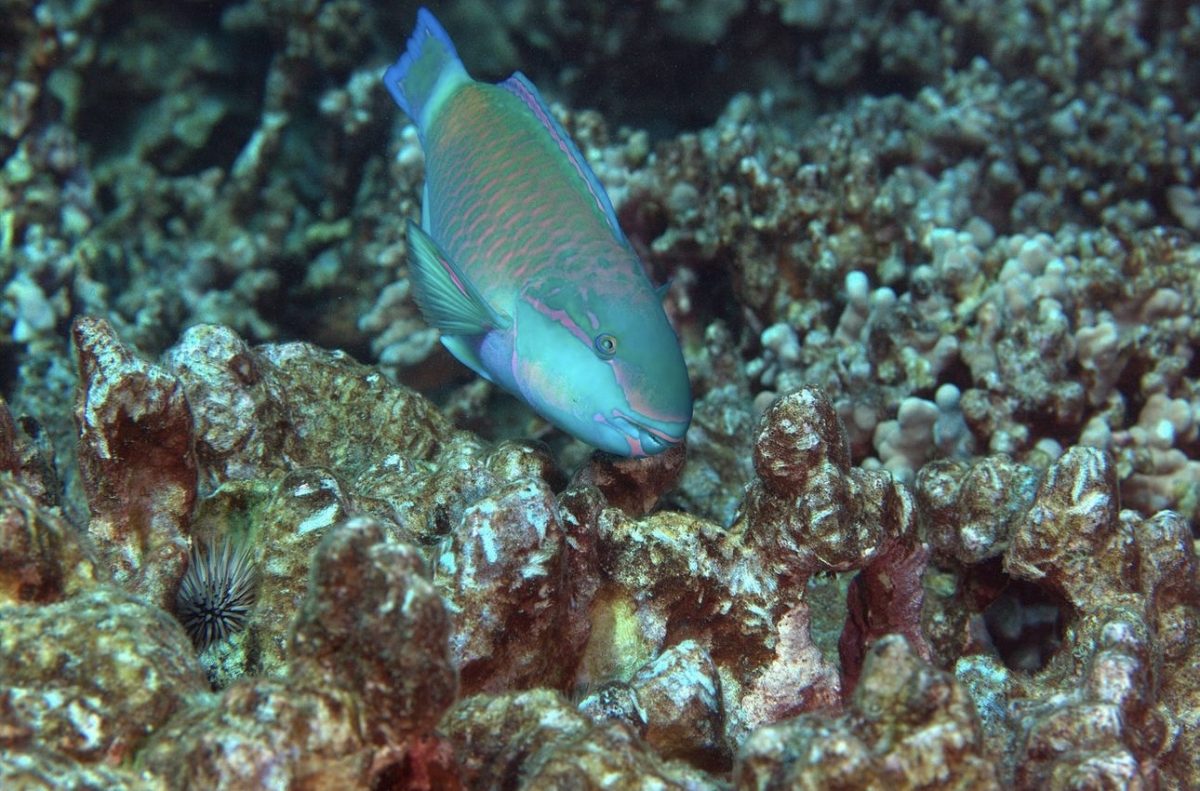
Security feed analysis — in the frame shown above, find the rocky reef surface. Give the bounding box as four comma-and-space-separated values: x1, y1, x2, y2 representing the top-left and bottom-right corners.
2, 0, 1199, 789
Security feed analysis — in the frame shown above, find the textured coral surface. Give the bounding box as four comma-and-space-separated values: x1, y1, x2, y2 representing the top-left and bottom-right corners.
2, 0, 1198, 788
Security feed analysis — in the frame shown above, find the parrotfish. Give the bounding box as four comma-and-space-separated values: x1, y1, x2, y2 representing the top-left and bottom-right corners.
383, 7, 692, 457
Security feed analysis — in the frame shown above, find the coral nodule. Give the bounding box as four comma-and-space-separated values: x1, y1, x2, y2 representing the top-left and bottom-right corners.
175, 538, 258, 649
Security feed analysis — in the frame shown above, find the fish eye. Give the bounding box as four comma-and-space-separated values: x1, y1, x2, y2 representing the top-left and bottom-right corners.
594, 333, 618, 358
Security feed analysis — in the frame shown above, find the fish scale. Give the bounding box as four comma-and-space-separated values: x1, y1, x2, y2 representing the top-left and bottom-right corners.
427, 86, 619, 294
383, 7, 692, 457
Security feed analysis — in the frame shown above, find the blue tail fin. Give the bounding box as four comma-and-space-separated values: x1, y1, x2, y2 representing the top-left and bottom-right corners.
383, 8, 470, 135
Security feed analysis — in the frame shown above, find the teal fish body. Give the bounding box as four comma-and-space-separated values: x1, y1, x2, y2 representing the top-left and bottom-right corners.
384, 8, 692, 457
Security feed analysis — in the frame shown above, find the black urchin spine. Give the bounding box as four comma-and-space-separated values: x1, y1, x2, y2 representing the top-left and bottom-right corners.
176, 538, 257, 649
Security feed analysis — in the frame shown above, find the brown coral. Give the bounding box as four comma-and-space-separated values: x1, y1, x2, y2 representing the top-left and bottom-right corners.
737, 635, 1000, 790
73, 316, 196, 608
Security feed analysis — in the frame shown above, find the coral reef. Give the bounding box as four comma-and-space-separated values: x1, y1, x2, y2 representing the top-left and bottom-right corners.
737, 635, 999, 789
2, 0, 1198, 788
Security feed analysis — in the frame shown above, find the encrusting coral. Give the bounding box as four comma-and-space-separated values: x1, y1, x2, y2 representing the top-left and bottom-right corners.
9, 316, 1197, 786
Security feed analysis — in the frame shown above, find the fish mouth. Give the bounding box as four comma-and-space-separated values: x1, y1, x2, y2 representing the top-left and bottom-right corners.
610, 414, 686, 457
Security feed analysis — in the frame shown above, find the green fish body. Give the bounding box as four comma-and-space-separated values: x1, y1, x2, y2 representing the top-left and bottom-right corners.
384, 8, 692, 456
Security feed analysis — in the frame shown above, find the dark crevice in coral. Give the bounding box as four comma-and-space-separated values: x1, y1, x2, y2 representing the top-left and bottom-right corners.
102, 0, 229, 32
274, 254, 347, 348
509, 7, 804, 139
275, 114, 332, 211
948, 18, 993, 72
1014, 379, 1088, 449
982, 577, 1065, 673
693, 259, 748, 340
937, 354, 975, 396
857, 47, 925, 101
74, 63, 152, 162
959, 557, 1010, 610
76, 0, 270, 173
590, 43, 738, 139
1112, 358, 1151, 431
1184, 345, 1200, 387
0, 343, 18, 404
173, 103, 263, 178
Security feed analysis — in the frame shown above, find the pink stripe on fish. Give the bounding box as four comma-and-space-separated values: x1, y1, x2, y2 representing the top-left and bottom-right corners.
522, 292, 593, 348
612, 366, 690, 425
610, 409, 679, 445
589, 413, 641, 456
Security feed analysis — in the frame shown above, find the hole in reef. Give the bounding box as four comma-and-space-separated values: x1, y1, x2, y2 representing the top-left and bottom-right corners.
0, 343, 17, 399
981, 576, 1065, 672
683, 257, 746, 340
74, 0, 270, 173
937, 355, 975, 394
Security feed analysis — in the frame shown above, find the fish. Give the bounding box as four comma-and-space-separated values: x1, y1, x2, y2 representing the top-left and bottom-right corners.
383, 7, 692, 457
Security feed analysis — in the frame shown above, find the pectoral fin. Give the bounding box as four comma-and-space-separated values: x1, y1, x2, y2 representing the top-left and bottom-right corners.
406, 220, 511, 335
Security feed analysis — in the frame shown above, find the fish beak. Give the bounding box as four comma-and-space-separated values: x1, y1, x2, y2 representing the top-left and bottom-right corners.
634, 425, 673, 455
610, 414, 685, 457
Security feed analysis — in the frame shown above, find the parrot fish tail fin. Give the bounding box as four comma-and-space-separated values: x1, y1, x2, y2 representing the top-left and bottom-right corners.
383, 7, 469, 136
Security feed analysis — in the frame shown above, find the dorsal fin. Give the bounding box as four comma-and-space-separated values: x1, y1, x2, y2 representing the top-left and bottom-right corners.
500, 72, 625, 240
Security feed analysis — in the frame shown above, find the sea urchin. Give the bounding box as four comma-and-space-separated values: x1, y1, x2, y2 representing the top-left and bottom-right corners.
176, 537, 257, 649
